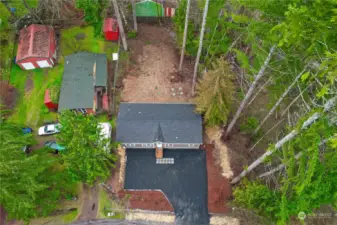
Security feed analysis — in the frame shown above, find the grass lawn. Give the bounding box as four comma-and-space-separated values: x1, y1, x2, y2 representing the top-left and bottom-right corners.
61, 209, 78, 223
25, 208, 78, 225
60, 26, 118, 59
98, 186, 125, 219
9, 65, 62, 127
0, 31, 15, 81
0, 3, 15, 81
8, 26, 119, 128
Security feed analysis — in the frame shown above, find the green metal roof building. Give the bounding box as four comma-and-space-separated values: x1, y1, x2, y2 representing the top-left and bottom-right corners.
58, 52, 107, 113
135, 0, 164, 17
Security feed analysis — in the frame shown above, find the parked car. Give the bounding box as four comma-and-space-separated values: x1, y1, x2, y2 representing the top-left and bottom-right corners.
38, 123, 61, 136
22, 127, 33, 152
44, 141, 65, 153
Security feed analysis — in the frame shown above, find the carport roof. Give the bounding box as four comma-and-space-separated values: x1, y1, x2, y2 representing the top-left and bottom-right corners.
116, 103, 203, 144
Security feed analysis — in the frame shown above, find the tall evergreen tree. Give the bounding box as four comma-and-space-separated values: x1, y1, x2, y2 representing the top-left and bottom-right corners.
195, 58, 235, 126
0, 116, 72, 221
58, 111, 117, 185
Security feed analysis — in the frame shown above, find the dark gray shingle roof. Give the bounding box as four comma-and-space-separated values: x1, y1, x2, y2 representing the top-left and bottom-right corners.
58, 52, 107, 112
116, 103, 203, 144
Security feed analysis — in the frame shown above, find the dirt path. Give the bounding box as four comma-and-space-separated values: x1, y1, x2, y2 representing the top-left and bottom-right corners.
77, 184, 99, 221
122, 24, 193, 103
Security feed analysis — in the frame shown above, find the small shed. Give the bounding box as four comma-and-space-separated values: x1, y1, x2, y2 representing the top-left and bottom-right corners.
44, 89, 58, 110
135, 0, 164, 17
103, 18, 119, 41
16, 24, 56, 70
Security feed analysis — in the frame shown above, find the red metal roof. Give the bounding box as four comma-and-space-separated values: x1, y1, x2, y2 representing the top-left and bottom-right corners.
16, 24, 54, 62
44, 89, 58, 109
103, 18, 118, 32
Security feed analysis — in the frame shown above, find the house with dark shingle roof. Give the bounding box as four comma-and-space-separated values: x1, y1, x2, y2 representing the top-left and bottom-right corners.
116, 103, 203, 157
58, 52, 108, 114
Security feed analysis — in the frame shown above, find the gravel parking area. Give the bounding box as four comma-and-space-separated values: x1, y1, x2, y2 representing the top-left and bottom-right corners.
124, 149, 209, 225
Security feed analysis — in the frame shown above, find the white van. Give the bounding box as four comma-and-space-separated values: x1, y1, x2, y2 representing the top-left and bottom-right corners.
98, 122, 112, 152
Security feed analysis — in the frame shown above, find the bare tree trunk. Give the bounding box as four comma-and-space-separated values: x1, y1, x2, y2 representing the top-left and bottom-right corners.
22, 0, 44, 24
131, 0, 137, 32
258, 139, 329, 178
280, 84, 312, 117
22, 0, 30, 10
224, 45, 276, 139
247, 76, 273, 107
249, 118, 285, 152
259, 152, 302, 178
112, 0, 127, 51
117, 1, 128, 26
191, 0, 210, 95
253, 68, 307, 135
231, 96, 337, 184
178, 0, 191, 72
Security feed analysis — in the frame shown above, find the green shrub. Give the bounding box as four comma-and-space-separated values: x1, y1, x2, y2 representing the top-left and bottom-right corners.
76, 0, 108, 37
41, 105, 49, 114
127, 30, 137, 38
240, 117, 259, 134
233, 180, 281, 220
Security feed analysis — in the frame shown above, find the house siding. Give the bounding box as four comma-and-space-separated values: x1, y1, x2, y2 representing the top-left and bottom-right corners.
86, 108, 94, 114
17, 57, 52, 70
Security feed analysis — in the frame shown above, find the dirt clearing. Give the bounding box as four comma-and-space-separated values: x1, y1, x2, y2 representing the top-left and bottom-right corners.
122, 24, 193, 103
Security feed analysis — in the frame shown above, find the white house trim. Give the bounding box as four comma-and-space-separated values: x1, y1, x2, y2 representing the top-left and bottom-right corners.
122, 142, 201, 149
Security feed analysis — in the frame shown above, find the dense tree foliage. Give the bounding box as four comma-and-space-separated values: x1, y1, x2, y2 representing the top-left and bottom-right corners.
195, 58, 235, 126
234, 116, 337, 224
76, 0, 108, 37
58, 111, 117, 185
174, 0, 230, 66
175, 1, 337, 224
0, 116, 74, 221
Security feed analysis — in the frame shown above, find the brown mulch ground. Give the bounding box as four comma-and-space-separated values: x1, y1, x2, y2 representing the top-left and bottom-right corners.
203, 144, 231, 213
118, 190, 173, 212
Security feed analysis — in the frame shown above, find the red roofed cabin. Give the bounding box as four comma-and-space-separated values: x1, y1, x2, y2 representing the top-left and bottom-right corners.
103, 18, 119, 41
16, 24, 56, 70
